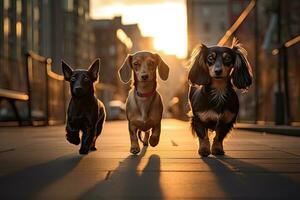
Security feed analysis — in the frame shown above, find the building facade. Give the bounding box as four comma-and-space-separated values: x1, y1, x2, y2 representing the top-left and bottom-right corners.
187, 0, 229, 54
0, 0, 95, 121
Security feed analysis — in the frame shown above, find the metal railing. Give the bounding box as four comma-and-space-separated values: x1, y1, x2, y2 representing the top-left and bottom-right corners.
217, 0, 258, 124
270, 35, 300, 125
0, 52, 67, 126
218, 0, 256, 46
26, 51, 66, 125
217, 0, 300, 125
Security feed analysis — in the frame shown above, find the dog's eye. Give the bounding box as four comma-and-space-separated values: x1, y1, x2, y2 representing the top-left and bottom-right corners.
70, 77, 76, 82
148, 61, 154, 66
148, 61, 156, 70
83, 77, 89, 82
207, 55, 215, 63
133, 62, 140, 70
224, 56, 232, 62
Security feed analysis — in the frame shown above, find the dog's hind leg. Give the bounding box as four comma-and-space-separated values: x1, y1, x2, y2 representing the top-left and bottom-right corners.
212, 123, 233, 156
80, 127, 95, 155
129, 123, 140, 154
91, 114, 105, 151
191, 116, 210, 157
138, 130, 150, 146
144, 130, 150, 146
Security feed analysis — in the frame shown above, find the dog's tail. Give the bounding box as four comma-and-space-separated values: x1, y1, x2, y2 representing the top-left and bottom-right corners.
138, 130, 149, 146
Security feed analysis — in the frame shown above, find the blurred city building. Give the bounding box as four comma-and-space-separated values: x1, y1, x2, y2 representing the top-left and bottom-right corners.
0, 0, 95, 74
187, 0, 230, 54
0, 0, 95, 123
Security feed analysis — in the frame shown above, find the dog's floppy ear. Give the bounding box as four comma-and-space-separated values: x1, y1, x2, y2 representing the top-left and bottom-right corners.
62, 60, 73, 82
231, 38, 253, 89
155, 54, 169, 81
188, 44, 210, 85
118, 54, 132, 84
88, 58, 100, 82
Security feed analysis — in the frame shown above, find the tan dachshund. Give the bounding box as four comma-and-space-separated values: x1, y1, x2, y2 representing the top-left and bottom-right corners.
119, 51, 169, 154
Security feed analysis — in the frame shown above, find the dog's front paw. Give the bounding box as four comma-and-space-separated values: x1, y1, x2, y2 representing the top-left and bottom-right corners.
66, 133, 80, 145
198, 139, 211, 157
79, 146, 89, 155
149, 135, 160, 147
130, 146, 140, 155
212, 140, 225, 156
90, 146, 97, 151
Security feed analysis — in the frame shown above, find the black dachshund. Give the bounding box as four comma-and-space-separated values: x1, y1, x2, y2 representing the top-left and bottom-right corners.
62, 59, 106, 155
188, 38, 252, 157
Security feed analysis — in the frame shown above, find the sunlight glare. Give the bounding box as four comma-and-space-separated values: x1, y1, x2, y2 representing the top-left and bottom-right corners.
91, 1, 187, 58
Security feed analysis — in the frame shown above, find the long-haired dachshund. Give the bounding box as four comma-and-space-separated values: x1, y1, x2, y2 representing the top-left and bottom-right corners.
188, 38, 252, 157
119, 51, 169, 154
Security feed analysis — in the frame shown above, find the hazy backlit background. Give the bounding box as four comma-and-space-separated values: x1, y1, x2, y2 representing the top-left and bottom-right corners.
0, 0, 299, 125
90, 0, 187, 58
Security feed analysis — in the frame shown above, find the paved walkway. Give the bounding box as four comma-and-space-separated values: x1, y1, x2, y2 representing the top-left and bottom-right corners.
0, 119, 300, 199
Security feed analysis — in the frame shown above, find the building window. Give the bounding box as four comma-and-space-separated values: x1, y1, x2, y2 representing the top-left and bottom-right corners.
4, 18, 10, 36
16, 0, 22, 15
63, 0, 73, 12
16, 21, 22, 38
109, 46, 116, 56
203, 22, 211, 32
202, 7, 210, 17
4, 0, 10, 10
232, 3, 242, 15
78, 6, 84, 16
220, 21, 226, 31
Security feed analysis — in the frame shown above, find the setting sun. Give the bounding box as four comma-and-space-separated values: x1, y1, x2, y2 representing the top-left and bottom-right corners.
91, 0, 187, 58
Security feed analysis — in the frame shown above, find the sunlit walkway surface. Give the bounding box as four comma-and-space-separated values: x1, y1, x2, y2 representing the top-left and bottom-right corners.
1, 119, 300, 199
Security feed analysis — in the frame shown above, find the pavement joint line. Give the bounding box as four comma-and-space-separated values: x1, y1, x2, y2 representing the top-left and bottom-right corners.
278, 150, 300, 158
73, 157, 300, 160
262, 143, 300, 158
92, 170, 300, 174
217, 158, 240, 172
0, 148, 15, 154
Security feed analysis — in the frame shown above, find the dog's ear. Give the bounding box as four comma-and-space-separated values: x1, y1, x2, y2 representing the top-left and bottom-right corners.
118, 54, 132, 84
155, 54, 169, 81
188, 44, 210, 85
62, 60, 73, 82
231, 38, 253, 89
88, 58, 100, 82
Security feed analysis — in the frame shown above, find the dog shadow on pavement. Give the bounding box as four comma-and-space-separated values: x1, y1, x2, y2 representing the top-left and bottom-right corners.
203, 155, 300, 199
80, 146, 164, 199
0, 154, 82, 199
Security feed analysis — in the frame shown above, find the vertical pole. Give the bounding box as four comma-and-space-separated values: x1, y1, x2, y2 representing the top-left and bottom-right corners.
282, 47, 290, 124
275, 0, 285, 125
45, 58, 50, 125
254, 1, 259, 123
26, 53, 32, 125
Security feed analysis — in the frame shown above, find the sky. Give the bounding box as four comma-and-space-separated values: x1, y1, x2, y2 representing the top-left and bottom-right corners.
90, 0, 187, 58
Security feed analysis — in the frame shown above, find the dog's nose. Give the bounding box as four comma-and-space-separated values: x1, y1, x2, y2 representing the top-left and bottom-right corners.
74, 87, 83, 93
214, 69, 223, 76
141, 74, 149, 80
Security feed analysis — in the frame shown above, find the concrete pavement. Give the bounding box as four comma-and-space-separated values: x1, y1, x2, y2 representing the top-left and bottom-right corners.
0, 119, 300, 199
